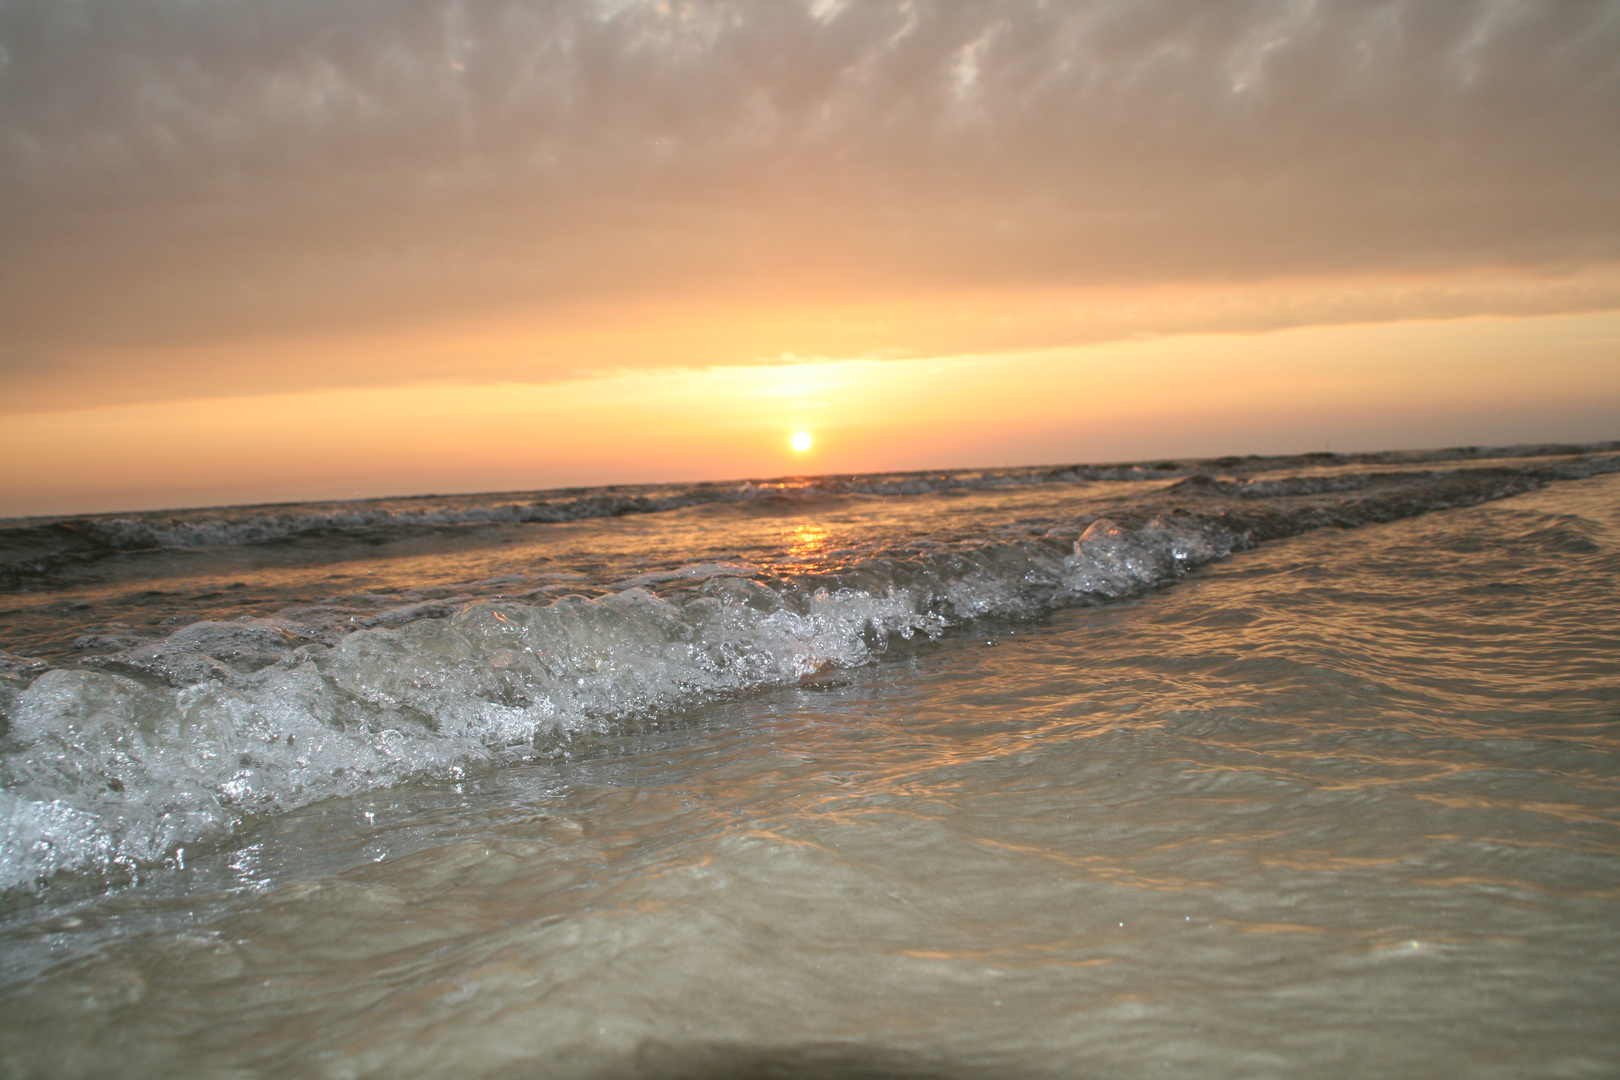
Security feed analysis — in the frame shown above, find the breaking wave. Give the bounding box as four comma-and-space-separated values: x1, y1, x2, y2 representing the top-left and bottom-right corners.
0, 514, 1228, 892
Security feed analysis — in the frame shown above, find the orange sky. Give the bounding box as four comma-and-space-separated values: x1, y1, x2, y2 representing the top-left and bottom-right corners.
5, 310, 1616, 516
2, 1, 1617, 515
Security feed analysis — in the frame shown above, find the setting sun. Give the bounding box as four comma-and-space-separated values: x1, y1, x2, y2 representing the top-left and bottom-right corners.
790, 431, 813, 452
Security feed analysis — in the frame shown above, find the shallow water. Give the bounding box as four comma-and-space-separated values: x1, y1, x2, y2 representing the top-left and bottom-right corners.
0, 461, 1616, 1078
3, 447, 1614, 893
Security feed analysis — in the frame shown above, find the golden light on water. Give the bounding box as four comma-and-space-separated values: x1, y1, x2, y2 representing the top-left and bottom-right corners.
790, 432, 813, 452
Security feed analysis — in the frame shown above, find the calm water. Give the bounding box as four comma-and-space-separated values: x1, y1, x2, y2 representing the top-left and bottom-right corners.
1, 447, 1617, 1078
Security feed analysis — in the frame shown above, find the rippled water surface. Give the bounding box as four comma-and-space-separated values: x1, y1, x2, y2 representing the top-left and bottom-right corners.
1, 463, 1617, 1078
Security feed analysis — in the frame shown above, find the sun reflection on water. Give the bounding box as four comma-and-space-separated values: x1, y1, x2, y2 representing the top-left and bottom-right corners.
787, 524, 831, 562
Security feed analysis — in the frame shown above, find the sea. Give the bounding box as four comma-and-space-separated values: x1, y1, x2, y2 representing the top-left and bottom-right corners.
1, 443, 1617, 1079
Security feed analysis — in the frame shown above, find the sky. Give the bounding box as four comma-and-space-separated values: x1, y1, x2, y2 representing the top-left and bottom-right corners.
2, 0, 1617, 515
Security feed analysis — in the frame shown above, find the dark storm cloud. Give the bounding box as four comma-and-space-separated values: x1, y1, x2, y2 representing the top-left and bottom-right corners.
1, 0, 1617, 381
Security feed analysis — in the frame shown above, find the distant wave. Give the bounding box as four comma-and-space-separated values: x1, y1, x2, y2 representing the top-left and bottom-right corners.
3, 442, 1611, 589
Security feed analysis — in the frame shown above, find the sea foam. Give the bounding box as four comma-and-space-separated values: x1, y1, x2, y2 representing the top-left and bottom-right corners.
0, 516, 1227, 892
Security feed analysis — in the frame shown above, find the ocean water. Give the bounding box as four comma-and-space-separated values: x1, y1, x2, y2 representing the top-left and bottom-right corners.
0, 444, 1617, 1079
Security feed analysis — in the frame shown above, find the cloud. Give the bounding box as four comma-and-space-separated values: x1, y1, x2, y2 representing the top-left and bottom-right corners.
2, 0, 1617, 399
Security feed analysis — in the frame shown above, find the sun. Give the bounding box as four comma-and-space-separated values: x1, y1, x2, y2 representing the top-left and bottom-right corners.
790, 431, 813, 452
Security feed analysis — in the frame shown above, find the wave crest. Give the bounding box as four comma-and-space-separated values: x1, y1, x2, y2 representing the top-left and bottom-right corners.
0, 516, 1230, 892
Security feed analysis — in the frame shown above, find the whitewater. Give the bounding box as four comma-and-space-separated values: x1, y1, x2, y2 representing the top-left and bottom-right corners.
0, 443, 1617, 1078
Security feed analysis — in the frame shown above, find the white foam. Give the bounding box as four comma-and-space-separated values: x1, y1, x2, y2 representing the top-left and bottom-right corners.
0, 518, 1233, 892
